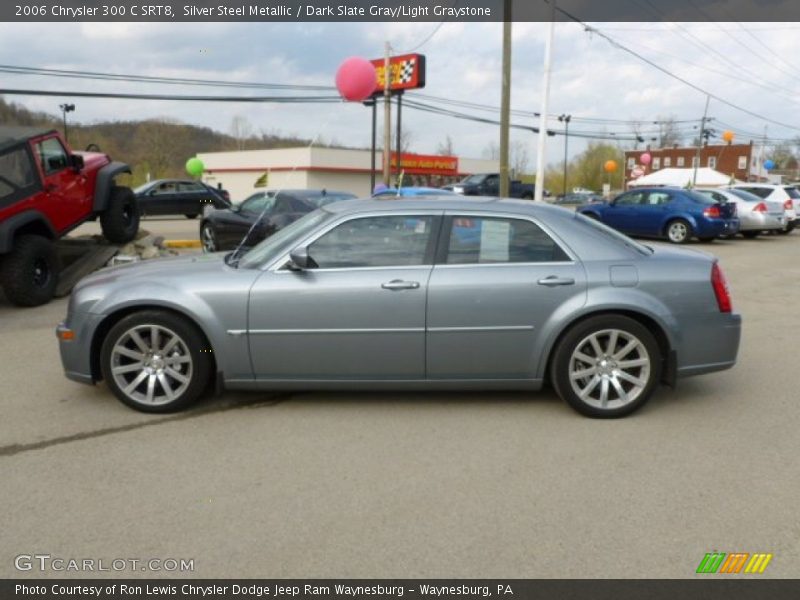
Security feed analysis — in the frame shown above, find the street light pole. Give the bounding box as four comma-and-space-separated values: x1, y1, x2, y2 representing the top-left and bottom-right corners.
59, 103, 75, 143
558, 114, 571, 195
534, 2, 556, 203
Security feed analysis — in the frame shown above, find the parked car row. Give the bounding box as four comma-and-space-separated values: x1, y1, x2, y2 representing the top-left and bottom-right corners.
576, 184, 797, 244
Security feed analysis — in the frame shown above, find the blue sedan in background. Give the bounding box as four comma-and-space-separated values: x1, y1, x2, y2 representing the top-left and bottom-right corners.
373, 186, 458, 198
577, 187, 739, 243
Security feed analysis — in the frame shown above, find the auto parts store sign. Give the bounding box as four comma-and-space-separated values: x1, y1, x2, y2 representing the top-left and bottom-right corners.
390, 153, 458, 175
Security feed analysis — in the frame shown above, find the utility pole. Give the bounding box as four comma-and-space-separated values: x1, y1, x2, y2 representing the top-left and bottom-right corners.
758, 125, 768, 182
693, 95, 710, 186
558, 114, 571, 194
534, 1, 556, 203
499, 0, 512, 197
382, 41, 392, 186
364, 97, 377, 192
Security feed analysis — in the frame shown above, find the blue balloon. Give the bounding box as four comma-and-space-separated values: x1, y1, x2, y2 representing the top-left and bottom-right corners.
763, 159, 776, 170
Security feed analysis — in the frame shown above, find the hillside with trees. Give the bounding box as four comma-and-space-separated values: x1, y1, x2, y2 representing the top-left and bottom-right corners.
0, 97, 317, 186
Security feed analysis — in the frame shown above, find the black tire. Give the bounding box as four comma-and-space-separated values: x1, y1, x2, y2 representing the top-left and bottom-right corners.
185, 213, 199, 220
742, 231, 760, 239
0, 235, 59, 307
100, 310, 212, 413
697, 236, 716, 243
665, 219, 692, 244
550, 315, 662, 418
100, 186, 140, 243
200, 222, 218, 253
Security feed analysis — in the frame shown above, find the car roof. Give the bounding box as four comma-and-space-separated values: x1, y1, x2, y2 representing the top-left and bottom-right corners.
322, 196, 573, 217
0, 127, 58, 152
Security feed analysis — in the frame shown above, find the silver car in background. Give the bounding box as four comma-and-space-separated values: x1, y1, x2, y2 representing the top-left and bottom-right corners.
695, 187, 785, 238
729, 183, 799, 233
57, 198, 742, 418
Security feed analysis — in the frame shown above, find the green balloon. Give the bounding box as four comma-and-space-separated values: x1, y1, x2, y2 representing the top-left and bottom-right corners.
185, 157, 204, 177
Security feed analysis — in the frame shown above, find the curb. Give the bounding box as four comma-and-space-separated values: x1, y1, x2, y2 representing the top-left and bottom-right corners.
163, 240, 202, 248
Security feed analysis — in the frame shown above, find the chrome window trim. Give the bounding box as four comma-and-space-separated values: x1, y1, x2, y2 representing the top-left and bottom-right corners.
229, 327, 425, 335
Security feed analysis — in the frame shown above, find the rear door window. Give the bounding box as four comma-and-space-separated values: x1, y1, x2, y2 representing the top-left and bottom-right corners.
444, 216, 569, 264
0, 146, 36, 201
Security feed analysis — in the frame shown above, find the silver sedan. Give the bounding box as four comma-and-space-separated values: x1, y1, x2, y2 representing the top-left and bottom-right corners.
695, 187, 785, 237
57, 197, 742, 418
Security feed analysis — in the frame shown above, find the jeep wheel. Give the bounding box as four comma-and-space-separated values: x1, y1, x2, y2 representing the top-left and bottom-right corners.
0, 235, 59, 307
101, 186, 140, 243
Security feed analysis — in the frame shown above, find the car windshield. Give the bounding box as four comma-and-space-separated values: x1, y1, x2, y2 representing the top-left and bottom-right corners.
461, 175, 485, 185
685, 190, 718, 204
238, 209, 332, 269
574, 212, 653, 256
302, 193, 356, 207
726, 188, 762, 203
133, 182, 155, 194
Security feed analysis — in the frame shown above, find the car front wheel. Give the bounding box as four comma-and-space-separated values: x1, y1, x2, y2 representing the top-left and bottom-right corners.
200, 223, 218, 252
666, 219, 692, 244
551, 315, 662, 418
100, 310, 212, 412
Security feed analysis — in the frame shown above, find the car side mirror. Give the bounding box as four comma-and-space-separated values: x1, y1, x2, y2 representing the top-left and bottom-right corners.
288, 246, 312, 270
70, 154, 84, 171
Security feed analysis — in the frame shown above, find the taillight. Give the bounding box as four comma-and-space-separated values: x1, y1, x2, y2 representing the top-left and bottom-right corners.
711, 262, 732, 313
753, 202, 767, 212
703, 205, 721, 218
784, 199, 793, 210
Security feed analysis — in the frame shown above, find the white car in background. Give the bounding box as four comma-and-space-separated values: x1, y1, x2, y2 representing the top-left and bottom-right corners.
695, 187, 785, 238
729, 183, 799, 233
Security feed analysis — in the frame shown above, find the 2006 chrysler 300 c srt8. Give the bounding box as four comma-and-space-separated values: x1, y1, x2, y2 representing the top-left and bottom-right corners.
57, 197, 741, 418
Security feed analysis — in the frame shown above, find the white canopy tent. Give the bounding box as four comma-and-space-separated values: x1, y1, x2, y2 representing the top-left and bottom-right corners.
627, 167, 741, 188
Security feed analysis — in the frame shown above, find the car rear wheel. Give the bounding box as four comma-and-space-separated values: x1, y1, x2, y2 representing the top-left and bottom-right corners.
551, 315, 662, 418
100, 310, 212, 413
200, 223, 218, 253
0, 235, 59, 307
100, 186, 140, 243
697, 236, 715, 243
666, 219, 692, 244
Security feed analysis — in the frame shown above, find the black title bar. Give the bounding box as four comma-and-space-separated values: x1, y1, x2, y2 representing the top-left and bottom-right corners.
2, 0, 798, 22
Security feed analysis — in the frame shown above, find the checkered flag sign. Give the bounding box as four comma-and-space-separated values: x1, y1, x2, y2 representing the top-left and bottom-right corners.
398, 58, 416, 84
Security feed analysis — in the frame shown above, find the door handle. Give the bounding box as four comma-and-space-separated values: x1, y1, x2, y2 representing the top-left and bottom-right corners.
537, 276, 575, 287
381, 280, 420, 290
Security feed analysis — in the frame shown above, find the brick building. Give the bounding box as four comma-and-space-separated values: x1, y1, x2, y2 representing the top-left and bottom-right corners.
624, 142, 769, 185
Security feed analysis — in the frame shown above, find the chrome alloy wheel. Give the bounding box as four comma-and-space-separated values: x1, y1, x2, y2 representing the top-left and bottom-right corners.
567, 328, 651, 410
667, 221, 689, 243
109, 324, 193, 406
201, 225, 217, 252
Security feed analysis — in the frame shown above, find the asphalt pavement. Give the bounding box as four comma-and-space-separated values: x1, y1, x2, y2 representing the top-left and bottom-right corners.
1, 220, 798, 578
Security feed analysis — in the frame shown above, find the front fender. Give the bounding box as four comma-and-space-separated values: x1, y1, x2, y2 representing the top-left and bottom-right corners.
90, 282, 252, 380
92, 161, 132, 212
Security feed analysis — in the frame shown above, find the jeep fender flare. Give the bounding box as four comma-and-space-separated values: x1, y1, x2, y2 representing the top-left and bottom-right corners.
93, 162, 132, 212
0, 210, 57, 254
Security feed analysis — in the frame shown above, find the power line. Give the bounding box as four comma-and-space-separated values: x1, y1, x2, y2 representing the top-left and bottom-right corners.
554, 5, 800, 134
0, 64, 333, 91
0, 88, 341, 103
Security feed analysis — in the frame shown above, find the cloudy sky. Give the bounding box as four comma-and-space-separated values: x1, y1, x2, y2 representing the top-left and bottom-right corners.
1, 20, 799, 168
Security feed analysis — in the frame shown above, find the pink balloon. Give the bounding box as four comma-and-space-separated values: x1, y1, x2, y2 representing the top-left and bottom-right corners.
335, 57, 377, 102
640, 152, 652, 166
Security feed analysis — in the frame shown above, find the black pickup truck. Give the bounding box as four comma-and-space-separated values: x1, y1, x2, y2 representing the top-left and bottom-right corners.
449, 173, 538, 199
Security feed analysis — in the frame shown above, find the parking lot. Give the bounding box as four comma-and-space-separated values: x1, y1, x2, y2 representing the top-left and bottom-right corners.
1, 219, 799, 579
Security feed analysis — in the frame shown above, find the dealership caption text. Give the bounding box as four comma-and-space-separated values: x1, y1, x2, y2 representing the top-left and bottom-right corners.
15, 4, 490, 18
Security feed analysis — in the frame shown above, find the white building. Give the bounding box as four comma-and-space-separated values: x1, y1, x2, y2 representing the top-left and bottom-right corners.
197, 146, 499, 200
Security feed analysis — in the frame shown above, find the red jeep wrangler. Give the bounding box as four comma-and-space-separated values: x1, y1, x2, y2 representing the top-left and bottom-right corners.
0, 127, 139, 306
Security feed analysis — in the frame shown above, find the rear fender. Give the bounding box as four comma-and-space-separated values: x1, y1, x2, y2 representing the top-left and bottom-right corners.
0, 211, 57, 253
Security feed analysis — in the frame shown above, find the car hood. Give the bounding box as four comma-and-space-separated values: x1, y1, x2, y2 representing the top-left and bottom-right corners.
75, 253, 228, 290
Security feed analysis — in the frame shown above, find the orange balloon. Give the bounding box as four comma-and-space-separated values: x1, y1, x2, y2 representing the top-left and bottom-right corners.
722, 130, 734, 143
604, 159, 618, 173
